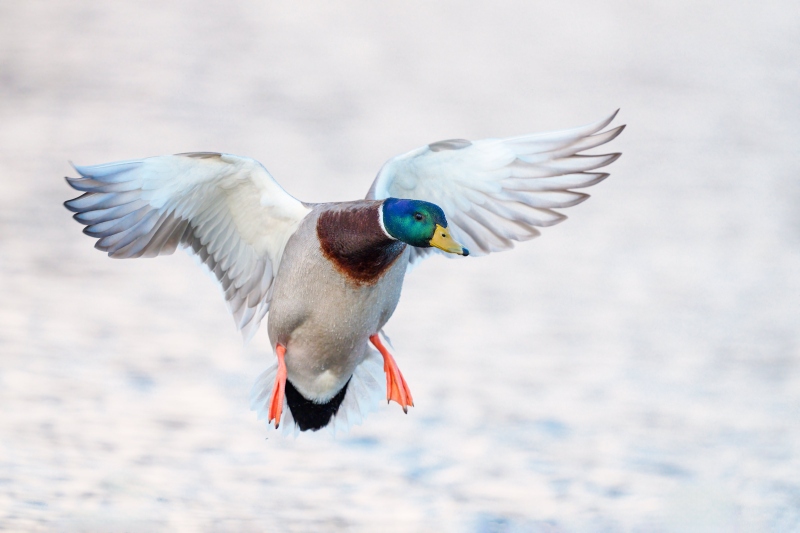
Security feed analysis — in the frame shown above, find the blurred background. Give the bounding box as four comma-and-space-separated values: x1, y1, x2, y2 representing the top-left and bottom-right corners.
1, 1, 798, 531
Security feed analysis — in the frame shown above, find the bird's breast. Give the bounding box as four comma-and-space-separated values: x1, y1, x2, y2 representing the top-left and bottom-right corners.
266, 208, 408, 401
315, 204, 407, 285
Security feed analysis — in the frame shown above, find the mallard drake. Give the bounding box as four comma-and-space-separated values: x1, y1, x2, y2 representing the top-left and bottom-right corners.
64, 111, 624, 434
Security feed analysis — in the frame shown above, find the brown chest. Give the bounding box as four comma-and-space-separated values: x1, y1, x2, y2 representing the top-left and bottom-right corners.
316, 206, 406, 286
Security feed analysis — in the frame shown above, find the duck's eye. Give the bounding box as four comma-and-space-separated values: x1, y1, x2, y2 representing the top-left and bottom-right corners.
413, 213, 424, 221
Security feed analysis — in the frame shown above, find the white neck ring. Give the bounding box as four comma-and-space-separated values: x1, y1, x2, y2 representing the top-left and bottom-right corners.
377, 204, 397, 240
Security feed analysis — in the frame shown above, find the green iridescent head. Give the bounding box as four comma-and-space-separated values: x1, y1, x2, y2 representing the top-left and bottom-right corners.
381, 198, 469, 255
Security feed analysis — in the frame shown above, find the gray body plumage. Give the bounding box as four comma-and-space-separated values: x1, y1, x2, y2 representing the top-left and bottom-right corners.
267, 203, 409, 402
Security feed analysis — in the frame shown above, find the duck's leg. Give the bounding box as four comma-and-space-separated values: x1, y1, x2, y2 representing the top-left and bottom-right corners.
369, 334, 414, 413
267, 343, 287, 428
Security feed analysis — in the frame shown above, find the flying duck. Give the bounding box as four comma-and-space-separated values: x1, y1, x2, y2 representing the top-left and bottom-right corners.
64, 111, 624, 435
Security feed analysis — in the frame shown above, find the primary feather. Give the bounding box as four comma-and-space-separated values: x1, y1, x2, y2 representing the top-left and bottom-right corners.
366, 110, 624, 261
64, 153, 311, 342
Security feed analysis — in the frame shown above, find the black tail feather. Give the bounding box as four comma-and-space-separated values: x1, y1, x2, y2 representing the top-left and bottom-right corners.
284, 378, 351, 431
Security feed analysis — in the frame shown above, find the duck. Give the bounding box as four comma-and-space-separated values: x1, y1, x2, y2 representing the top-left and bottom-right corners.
64, 111, 624, 435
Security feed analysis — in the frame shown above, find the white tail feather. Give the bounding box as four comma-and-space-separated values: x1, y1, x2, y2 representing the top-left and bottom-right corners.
250, 343, 386, 437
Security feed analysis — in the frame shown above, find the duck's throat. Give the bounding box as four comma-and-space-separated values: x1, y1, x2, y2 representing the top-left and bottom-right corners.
316, 204, 406, 285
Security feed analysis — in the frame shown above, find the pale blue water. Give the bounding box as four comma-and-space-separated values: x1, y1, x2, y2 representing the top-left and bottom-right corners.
1, 1, 798, 531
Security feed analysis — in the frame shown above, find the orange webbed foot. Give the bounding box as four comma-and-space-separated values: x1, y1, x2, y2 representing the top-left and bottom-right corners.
267, 343, 287, 428
369, 333, 414, 413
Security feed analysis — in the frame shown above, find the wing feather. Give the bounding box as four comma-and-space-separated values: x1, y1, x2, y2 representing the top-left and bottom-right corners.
367, 111, 624, 261
65, 153, 311, 341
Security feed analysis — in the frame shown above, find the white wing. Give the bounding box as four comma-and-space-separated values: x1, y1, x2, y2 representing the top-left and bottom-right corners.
366, 111, 624, 261
65, 152, 311, 341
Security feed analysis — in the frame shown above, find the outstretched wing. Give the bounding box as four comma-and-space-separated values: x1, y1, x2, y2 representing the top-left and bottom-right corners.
366, 111, 624, 262
64, 153, 311, 341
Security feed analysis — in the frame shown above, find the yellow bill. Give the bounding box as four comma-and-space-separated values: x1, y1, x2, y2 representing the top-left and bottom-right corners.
429, 224, 469, 256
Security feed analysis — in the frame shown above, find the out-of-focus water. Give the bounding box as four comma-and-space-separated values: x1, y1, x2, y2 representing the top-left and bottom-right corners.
1, 1, 798, 531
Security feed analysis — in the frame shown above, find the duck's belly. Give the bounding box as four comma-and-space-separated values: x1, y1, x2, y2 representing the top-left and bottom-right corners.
267, 230, 408, 402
